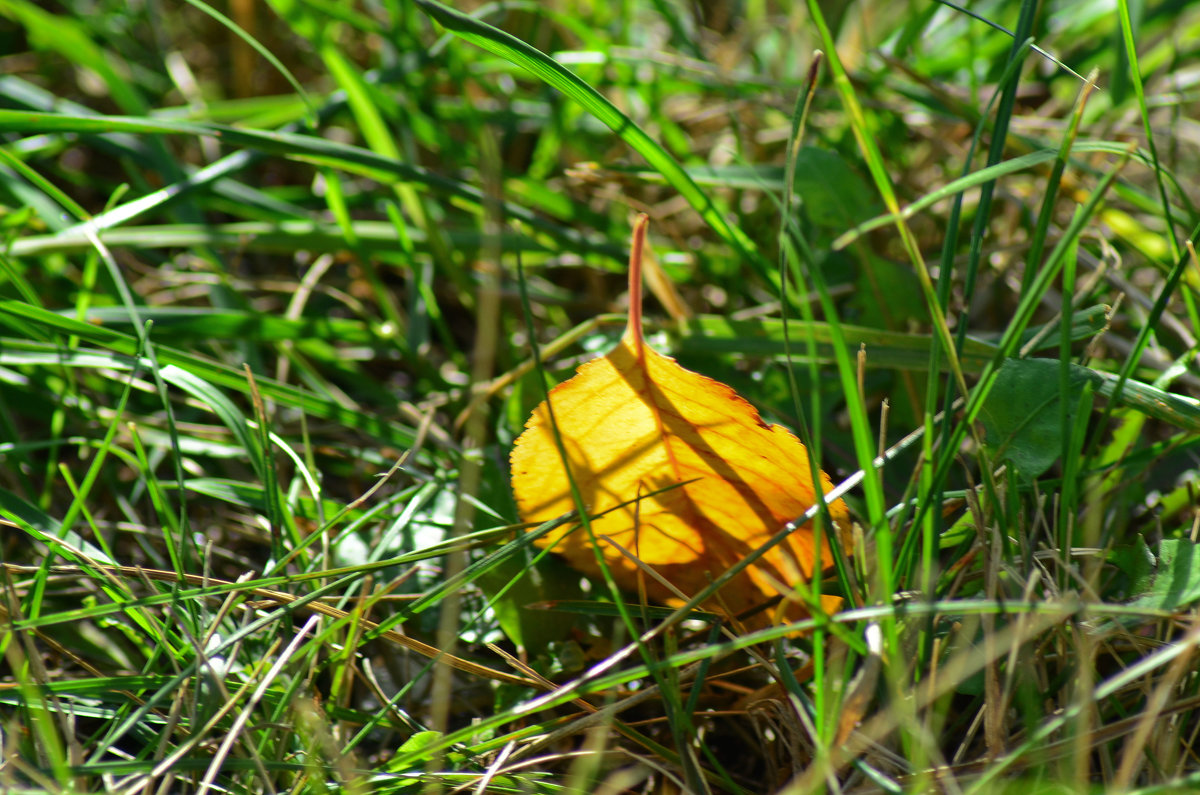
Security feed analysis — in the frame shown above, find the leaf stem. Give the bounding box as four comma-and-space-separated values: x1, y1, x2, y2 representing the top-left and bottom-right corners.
626, 213, 650, 357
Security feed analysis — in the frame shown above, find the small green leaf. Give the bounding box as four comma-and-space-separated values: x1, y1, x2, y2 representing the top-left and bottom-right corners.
396, 730, 443, 757
1108, 535, 1156, 599
793, 147, 878, 228
979, 358, 1097, 479
851, 256, 928, 328
1126, 539, 1200, 614
475, 547, 584, 653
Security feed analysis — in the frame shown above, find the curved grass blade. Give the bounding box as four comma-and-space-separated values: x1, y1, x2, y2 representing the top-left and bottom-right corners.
833, 141, 1150, 249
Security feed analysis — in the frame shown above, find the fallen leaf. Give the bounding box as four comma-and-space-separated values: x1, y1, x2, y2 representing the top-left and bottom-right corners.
510, 215, 851, 626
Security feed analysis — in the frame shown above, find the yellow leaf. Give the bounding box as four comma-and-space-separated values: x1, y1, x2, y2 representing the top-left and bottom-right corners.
511, 216, 851, 626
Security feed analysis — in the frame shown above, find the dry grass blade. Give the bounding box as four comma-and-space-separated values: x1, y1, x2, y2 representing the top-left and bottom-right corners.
1, 564, 538, 688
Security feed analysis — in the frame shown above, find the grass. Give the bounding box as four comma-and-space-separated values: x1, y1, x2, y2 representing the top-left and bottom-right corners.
1, 0, 1199, 792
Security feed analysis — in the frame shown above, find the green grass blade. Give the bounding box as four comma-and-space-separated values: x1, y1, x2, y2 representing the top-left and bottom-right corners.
413, 0, 774, 283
